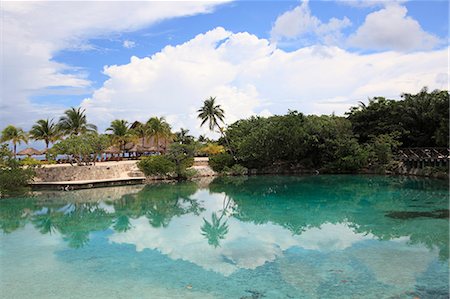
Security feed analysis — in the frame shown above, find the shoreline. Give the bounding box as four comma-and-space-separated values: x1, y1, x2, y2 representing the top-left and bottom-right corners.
28, 159, 448, 191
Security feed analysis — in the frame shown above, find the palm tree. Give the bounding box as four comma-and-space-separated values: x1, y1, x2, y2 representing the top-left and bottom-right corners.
58, 107, 97, 136
175, 128, 194, 145
197, 96, 234, 157
29, 119, 61, 151
130, 121, 148, 146
106, 119, 132, 154
1, 125, 28, 158
146, 117, 172, 152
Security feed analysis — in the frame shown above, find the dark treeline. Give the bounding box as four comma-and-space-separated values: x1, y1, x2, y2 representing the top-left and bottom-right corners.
215, 87, 449, 172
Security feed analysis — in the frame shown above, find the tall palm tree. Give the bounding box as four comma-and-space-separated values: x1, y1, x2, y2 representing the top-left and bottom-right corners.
146, 117, 172, 152
1, 125, 28, 158
58, 107, 97, 136
29, 119, 61, 151
197, 96, 234, 157
106, 119, 132, 153
130, 121, 148, 146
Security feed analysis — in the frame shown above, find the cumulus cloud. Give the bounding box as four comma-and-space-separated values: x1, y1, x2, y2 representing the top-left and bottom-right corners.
81, 27, 448, 136
1, 1, 448, 141
122, 40, 136, 49
270, 0, 351, 45
0, 1, 231, 129
348, 4, 441, 51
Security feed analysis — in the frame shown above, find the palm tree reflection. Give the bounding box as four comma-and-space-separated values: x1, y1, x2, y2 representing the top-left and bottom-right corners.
201, 195, 234, 248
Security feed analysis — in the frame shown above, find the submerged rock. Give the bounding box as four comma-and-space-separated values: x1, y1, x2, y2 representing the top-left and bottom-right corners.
385, 209, 449, 219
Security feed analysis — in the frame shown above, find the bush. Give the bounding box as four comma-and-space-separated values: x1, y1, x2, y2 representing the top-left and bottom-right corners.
0, 144, 35, 197
19, 157, 43, 166
138, 156, 175, 176
223, 164, 248, 176
209, 152, 234, 172
200, 143, 224, 156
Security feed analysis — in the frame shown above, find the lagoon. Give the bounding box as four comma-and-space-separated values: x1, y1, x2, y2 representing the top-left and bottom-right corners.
0, 175, 448, 298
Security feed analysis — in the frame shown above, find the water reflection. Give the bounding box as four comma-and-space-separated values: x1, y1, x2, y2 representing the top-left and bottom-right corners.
0, 175, 448, 297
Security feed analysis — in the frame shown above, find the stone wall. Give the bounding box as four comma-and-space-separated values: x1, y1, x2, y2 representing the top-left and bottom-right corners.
34, 161, 144, 182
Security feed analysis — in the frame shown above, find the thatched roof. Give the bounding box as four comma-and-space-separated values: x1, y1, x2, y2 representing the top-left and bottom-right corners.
127, 144, 161, 153
124, 137, 167, 152
104, 146, 121, 154
17, 147, 41, 156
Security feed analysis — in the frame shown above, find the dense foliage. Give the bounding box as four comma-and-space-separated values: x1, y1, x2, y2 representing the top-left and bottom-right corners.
166, 143, 196, 180
138, 156, 176, 176
0, 144, 35, 197
50, 133, 110, 165
208, 152, 235, 172
222, 88, 448, 171
226, 112, 368, 171
347, 88, 449, 147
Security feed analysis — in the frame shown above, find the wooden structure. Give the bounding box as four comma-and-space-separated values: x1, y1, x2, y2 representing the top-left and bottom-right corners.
396, 148, 449, 169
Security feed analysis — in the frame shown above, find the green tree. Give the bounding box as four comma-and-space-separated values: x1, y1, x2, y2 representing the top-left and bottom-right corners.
147, 117, 172, 152
400, 87, 449, 147
51, 133, 110, 165
346, 97, 404, 144
1, 125, 28, 158
58, 107, 97, 136
29, 119, 61, 151
166, 143, 196, 180
174, 128, 194, 145
130, 121, 148, 146
197, 96, 234, 157
106, 119, 134, 154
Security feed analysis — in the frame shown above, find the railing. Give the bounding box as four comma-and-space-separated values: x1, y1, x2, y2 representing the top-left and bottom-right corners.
396, 148, 449, 161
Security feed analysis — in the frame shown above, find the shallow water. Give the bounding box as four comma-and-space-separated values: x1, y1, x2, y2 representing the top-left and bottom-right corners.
0, 175, 448, 298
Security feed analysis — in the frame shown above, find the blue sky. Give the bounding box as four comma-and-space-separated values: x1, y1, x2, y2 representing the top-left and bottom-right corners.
1, 0, 449, 142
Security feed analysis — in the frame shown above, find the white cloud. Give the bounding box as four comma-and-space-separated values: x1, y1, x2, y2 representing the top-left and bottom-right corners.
1, 1, 448, 142
0, 1, 231, 129
270, 0, 351, 45
81, 27, 448, 136
123, 40, 136, 49
348, 4, 441, 51
339, 0, 407, 8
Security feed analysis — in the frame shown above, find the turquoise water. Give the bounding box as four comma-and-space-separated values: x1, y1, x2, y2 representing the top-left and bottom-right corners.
0, 175, 448, 299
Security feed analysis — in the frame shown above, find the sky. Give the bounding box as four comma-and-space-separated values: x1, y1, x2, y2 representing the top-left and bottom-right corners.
1, 0, 449, 144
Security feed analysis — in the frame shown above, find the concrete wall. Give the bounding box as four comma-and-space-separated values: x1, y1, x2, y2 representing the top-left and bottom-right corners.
34, 161, 144, 182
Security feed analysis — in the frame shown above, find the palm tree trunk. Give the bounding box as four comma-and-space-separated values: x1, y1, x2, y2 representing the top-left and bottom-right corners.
215, 121, 235, 160
13, 143, 17, 159
45, 140, 49, 160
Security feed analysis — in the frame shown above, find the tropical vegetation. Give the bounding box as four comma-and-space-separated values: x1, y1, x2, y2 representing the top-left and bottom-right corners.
0, 144, 35, 197
0, 87, 448, 187
1, 125, 28, 158
58, 107, 98, 136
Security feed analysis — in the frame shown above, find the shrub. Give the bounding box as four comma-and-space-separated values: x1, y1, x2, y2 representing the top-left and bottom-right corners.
200, 143, 225, 156
209, 152, 234, 172
19, 157, 43, 166
138, 156, 175, 176
0, 144, 35, 197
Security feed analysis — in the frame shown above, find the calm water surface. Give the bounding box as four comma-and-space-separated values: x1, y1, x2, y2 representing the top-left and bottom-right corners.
0, 175, 448, 298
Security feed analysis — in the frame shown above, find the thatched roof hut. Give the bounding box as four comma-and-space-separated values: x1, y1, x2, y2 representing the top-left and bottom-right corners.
104, 146, 121, 154
127, 144, 161, 153
17, 147, 42, 156
124, 137, 167, 153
